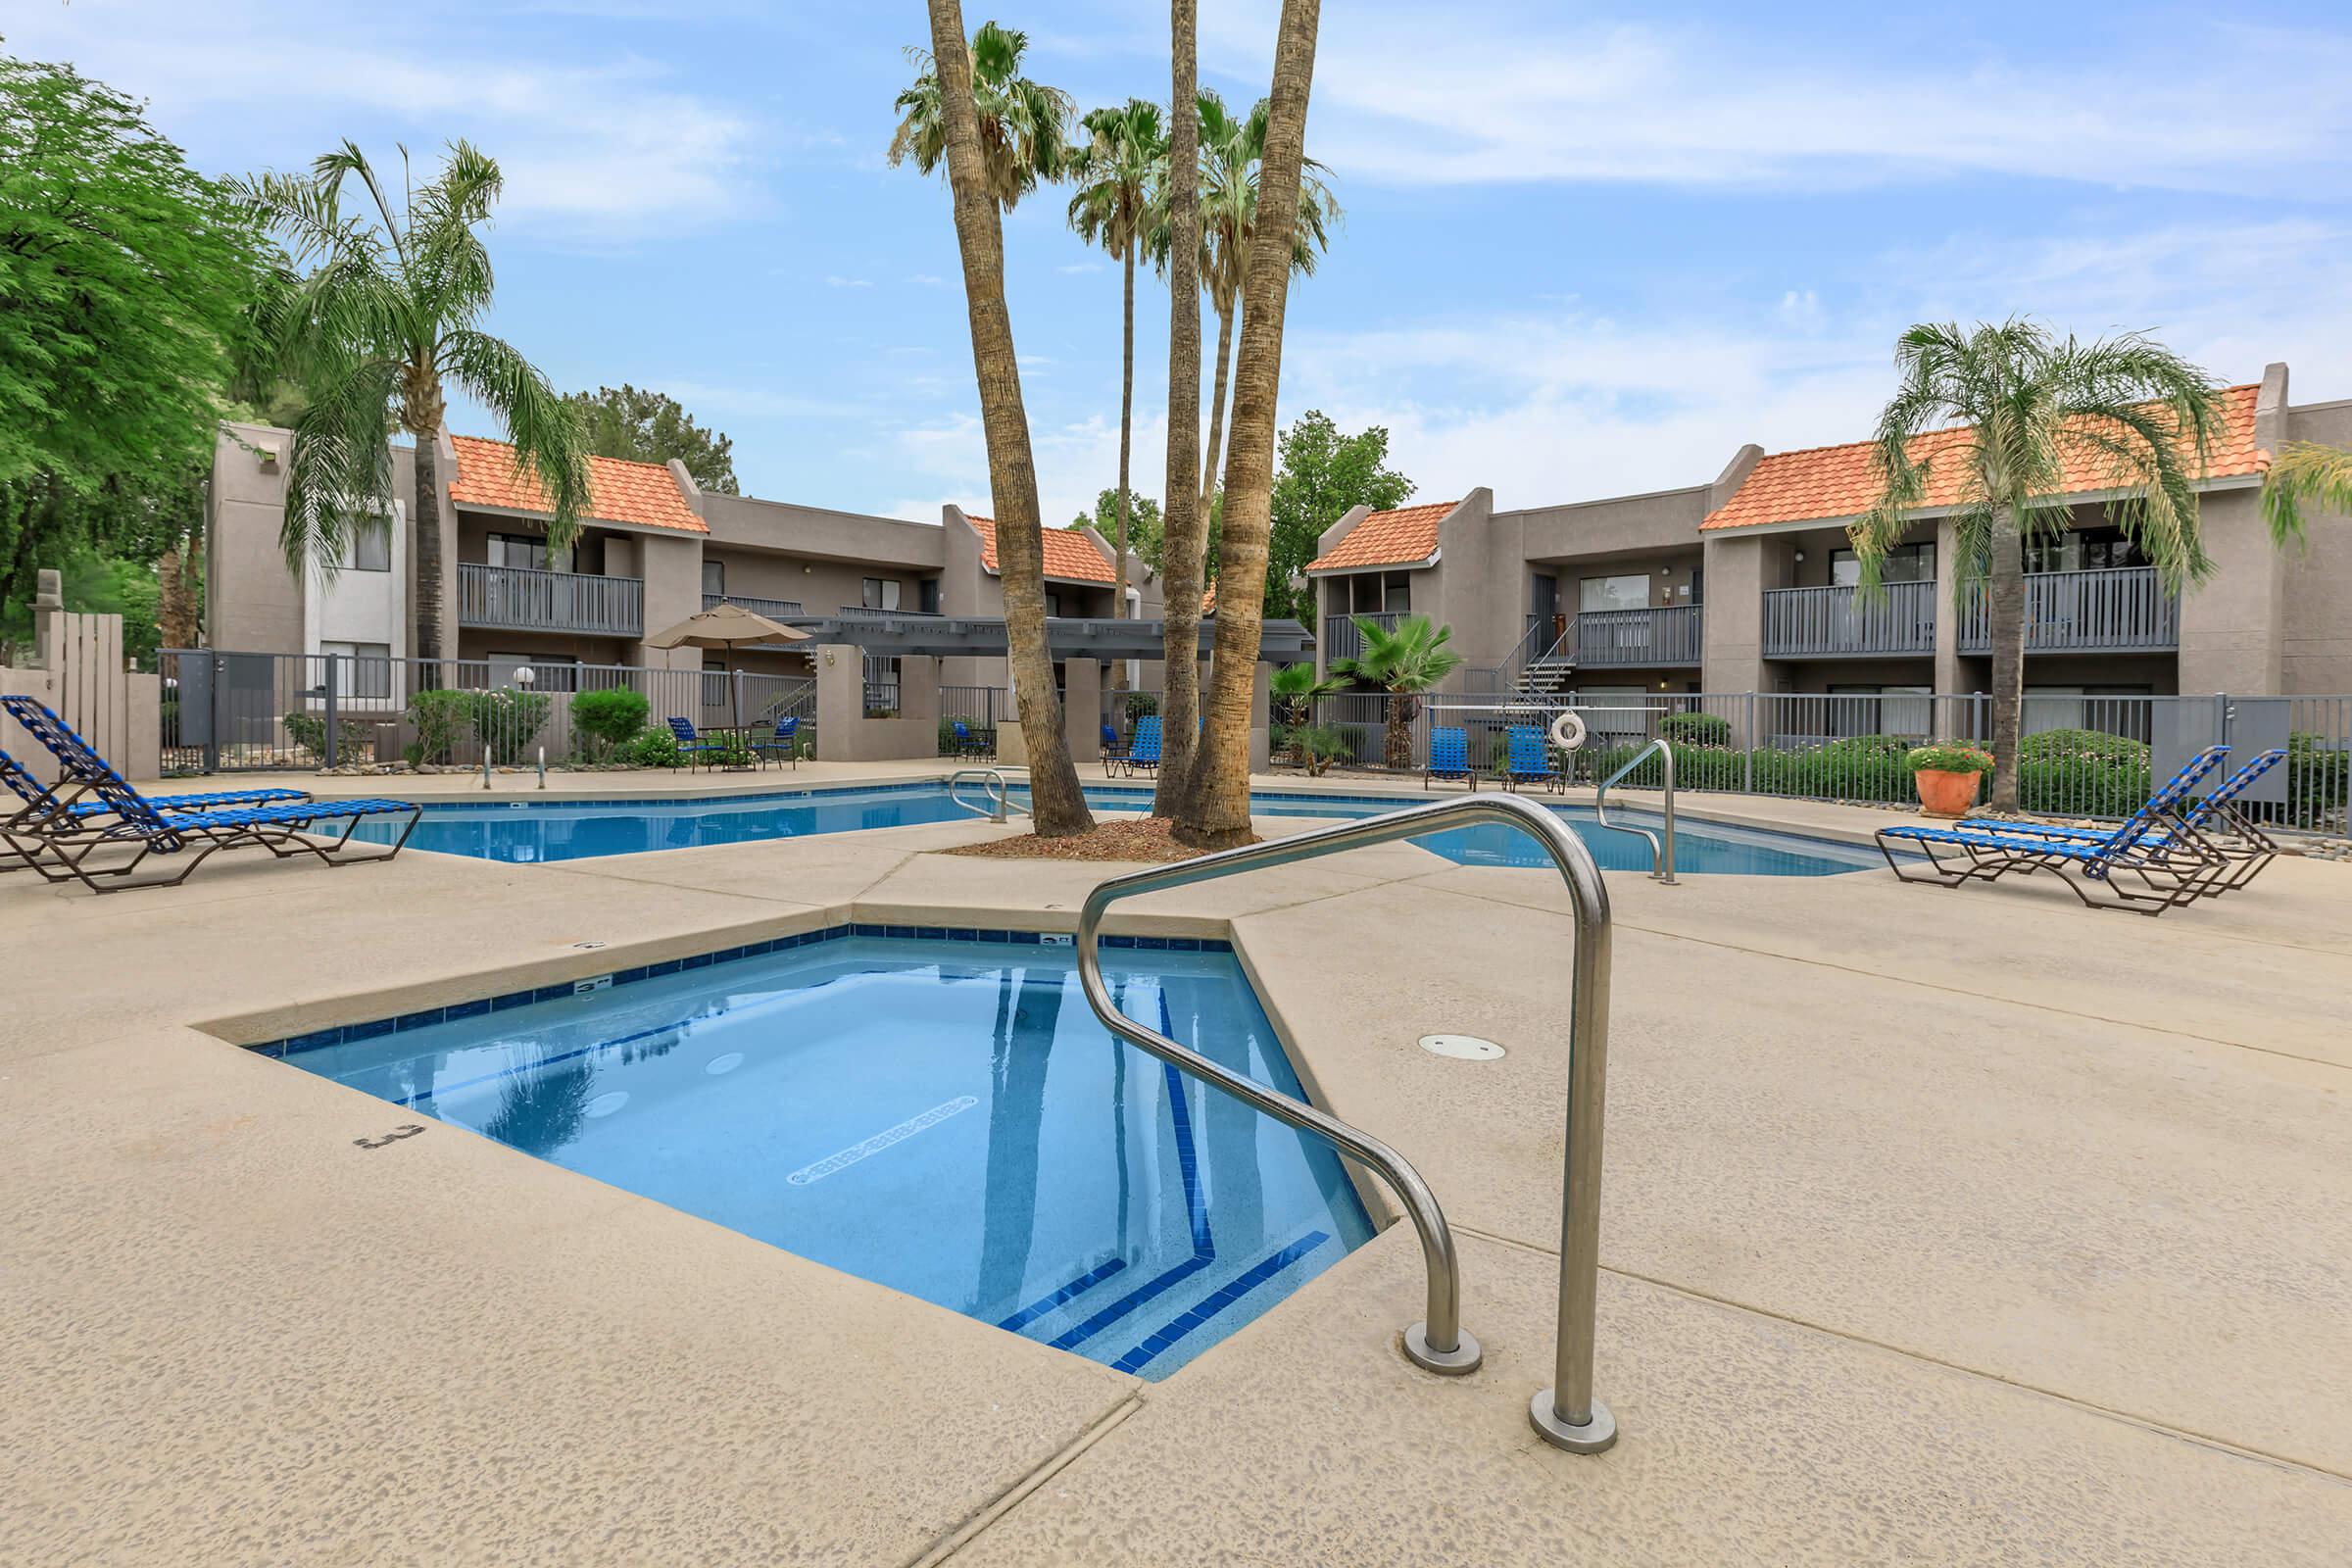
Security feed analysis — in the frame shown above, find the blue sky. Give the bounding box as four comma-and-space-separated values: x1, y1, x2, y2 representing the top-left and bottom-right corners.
15, 1, 2352, 526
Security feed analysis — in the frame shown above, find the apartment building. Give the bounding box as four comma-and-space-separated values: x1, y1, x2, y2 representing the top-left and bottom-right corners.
1310, 362, 2352, 737
205, 423, 1164, 702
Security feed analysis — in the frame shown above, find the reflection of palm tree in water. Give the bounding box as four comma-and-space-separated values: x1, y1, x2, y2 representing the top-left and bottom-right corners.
1110, 977, 1132, 1258
975, 964, 1056, 1316
481, 1051, 597, 1158
1168, 976, 1266, 1258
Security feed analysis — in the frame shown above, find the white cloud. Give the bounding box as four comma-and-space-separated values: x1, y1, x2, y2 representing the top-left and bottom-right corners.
1056, 261, 1104, 274
6, 0, 762, 230
884, 408, 1178, 535
824, 276, 875, 289
1198, 5, 2352, 193
906, 273, 948, 286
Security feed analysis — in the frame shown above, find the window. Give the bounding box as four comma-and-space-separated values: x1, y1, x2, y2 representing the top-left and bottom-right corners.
1825, 684, 1931, 738
919, 578, 941, 614
862, 577, 902, 612
1578, 573, 1649, 613
320, 640, 392, 700
702, 560, 725, 599
488, 533, 571, 573
1044, 592, 1062, 618
345, 520, 391, 573
1345, 570, 1410, 615
2025, 529, 2150, 574
702, 658, 729, 710
1830, 543, 1934, 587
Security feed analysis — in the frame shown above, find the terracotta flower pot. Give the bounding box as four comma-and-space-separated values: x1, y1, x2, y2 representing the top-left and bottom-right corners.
1913, 767, 1982, 818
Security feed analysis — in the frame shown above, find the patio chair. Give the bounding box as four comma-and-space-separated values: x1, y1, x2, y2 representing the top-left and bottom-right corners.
1101, 722, 1130, 776
950, 719, 990, 759
0, 696, 419, 895
1499, 724, 1565, 794
2, 749, 317, 877
1424, 726, 1477, 791
665, 715, 724, 769
1874, 745, 2231, 916
1940, 748, 2287, 898
1125, 715, 1164, 777
756, 715, 801, 770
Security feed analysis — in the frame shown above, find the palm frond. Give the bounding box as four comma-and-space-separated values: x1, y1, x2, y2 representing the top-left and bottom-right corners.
2259, 441, 2350, 548
439, 328, 592, 546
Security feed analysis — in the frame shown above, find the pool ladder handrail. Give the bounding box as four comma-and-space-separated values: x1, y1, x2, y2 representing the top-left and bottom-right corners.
1591, 737, 1677, 885
948, 767, 1032, 824
1074, 792, 1619, 1453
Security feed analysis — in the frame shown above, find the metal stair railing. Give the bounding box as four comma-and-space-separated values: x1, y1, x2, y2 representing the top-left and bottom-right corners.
947, 767, 1031, 824
1074, 792, 1620, 1452
1590, 737, 1677, 885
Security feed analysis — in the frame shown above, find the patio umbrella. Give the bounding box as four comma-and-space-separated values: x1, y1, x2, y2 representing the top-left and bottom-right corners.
645, 601, 810, 732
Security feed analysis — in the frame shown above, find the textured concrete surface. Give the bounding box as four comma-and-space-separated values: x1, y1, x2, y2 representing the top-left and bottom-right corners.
4, 781, 2346, 1564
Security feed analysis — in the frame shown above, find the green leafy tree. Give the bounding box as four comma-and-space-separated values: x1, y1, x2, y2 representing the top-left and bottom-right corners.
1849, 319, 2279, 812
1267, 412, 1413, 622
1333, 613, 1462, 771
565, 384, 738, 494
240, 141, 591, 664
888, 21, 1073, 214
1067, 98, 1167, 644
1070, 488, 1163, 571
0, 55, 266, 630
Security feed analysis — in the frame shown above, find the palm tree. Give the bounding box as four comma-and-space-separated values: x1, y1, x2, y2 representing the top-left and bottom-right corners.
1067, 98, 1169, 689
1153, 0, 1205, 817
1269, 660, 1343, 727
1179, 0, 1325, 851
2260, 442, 2347, 541
1334, 614, 1462, 770
1851, 319, 2243, 812
921, 0, 1093, 836
889, 22, 1073, 214
240, 142, 589, 665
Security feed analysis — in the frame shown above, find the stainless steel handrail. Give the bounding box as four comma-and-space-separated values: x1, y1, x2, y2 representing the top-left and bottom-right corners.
948, 767, 1031, 824
1592, 738, 1677, 885
1075, 794, 1619, 1450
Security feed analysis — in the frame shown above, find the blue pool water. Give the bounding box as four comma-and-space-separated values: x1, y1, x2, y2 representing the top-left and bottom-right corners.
352, 781, 1876, 875
279, 933, 1374, 1380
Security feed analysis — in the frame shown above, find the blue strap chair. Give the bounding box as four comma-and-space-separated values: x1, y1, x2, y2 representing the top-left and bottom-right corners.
2, 748, 309, 829
950, 719, 992, 758
1875, 745, 2230, 915
1425, 726, 1477, 791
665, 715, 723, 769
1101, 722, 1131, 775
0, 696, 419, 894
1500, 724, 1564, 793
1125, 715, 1164, 777
756, 714, 800, 769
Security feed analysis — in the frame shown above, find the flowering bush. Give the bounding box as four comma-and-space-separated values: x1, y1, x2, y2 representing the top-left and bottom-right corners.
1905, 742, 1993, 774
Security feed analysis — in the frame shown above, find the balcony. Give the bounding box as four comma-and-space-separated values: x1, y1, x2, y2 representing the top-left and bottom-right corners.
703, 592, 805, 619
458, 563, 642, 637
1566, 605, 1703, 667
1956, 566, 2177, 654
1322, 611, 1402, 663
1762, 580, 1936, 659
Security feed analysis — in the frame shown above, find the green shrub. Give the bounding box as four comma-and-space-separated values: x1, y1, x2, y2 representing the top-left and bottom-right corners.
1906, 742, 1993, 774
1657, 711, 1731, 746
571, 688, 649, 758
282, 710, 374, 764
2014, 728, 2150, 817
466, 689, 555, 765
406, 688, 472, 765
1294, 724, 1350, 777
618, 726, 683, 768
2287, 731, 2348, 818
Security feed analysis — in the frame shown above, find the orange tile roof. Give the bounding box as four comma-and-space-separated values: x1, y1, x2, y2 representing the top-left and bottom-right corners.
1304, 500, 1454, 572
448, 434, 705, 534
1702, 385, 2267, 532
968, 515, 1117, 583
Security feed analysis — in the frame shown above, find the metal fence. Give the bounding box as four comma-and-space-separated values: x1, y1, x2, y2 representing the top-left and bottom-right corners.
939, 685, 1000, 757
160, 650, 816, 773
1297, 688, 2350, 835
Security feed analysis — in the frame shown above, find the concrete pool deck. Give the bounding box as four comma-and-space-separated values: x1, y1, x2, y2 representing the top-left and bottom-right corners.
4, 763, 2348, 1563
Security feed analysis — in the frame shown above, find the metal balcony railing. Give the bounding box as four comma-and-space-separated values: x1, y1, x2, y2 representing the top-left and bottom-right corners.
1570, 605, 1703, 666
1761, 580, 1936, 658
1956, 566, 2178, 653
458, 564, 643, 637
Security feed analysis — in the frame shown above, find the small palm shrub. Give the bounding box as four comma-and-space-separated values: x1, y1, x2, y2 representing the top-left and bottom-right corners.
1294, 724, 1350, 777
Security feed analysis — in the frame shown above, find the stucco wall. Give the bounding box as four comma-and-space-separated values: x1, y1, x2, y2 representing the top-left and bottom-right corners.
2281, 398, 2352, 692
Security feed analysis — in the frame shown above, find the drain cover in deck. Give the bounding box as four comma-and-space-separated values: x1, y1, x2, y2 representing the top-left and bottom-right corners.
1419, 1034, 1505, 1061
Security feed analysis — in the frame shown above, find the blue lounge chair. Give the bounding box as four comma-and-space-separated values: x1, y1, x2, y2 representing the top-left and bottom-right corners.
1941, 748, 2287, 898
2, 747, 309, 832
0, 696, 419, 894
1875, 745, 2230, 915
665, 715, 724, 769
1125, 715, 1164, 777
1500, 724, 1564, 793
757, 715, 801, 769
1425, 726, 1477, 791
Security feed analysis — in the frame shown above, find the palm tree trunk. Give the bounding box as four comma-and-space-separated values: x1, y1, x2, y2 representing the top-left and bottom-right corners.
1110, 242, 1134, 706
1153, 0, 1205, 819
927, 0, 1093, 836
157, 532, 199, 649
1177, 0, 1320, 850
1386, 693, 1411, 770
412, 431, 445, 671
1987, 502, 2025, 813
1199, 296, 1236, 510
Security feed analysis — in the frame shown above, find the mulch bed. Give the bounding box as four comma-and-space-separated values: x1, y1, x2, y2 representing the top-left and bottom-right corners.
940, 815, 1258, 863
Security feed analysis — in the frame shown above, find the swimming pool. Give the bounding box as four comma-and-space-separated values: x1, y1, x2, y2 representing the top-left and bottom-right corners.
348, 781, 1878, 875
270, 930, 1374, 1381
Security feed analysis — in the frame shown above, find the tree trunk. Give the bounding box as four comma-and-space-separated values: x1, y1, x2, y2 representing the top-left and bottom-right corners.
1153, 0, 1205, 818
1177, 0, 1320, 850
928, 0, 1093, 836
412, 421, 446, 673
1385, 693, 1412, 770
1110, 241, 1134, 707
1987, 502, 2025, 812
157, 533, 200, 649
1199, 297, 1236, 511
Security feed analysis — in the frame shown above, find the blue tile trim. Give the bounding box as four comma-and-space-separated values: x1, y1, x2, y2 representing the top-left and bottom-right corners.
1048, 1253, 1213, 1351
257, 922, 1237, 1056
1106, 1230, 1332, 1376
997, 1256, 1130, 1333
